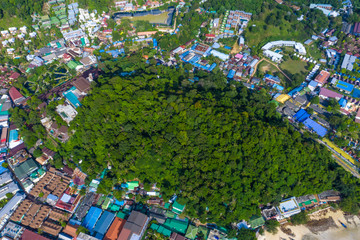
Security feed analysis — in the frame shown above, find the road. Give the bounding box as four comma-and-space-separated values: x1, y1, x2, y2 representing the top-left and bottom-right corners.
251, 58, 292, 82
318, 139, 360, 179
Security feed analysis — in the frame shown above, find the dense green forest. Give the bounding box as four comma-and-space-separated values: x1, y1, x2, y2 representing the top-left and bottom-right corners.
54, 54, 360, 225
0, 0, 45, 25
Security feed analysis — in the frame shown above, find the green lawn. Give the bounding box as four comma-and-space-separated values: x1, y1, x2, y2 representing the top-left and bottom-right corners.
0, 14, 27, 29
306, 44, 324, 60
244, 9, 310, 49
280, 59, 308, 75
122, 12, 169, 24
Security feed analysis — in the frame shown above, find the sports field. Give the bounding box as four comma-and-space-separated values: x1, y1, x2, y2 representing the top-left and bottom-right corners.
122, 12, 169, 24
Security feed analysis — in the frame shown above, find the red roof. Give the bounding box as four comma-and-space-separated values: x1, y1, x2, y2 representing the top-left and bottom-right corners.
9, 72, 20, 79
9, 87, 24, 101
205, 34, 215, 38
20, 229, 50, 240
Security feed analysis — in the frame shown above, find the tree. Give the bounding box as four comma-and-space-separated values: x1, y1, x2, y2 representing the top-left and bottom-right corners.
311, 96, 320, 104
265, 219, 279, 234
290, 211, 308, 225
5, 193, 13, 199
237, 228, 256, 240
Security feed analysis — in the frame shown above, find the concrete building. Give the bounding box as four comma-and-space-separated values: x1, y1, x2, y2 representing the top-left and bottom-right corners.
0, 192, 25, 230
276, 197, 301, 220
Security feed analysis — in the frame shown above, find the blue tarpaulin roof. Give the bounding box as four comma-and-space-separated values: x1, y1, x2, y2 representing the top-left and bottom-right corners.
288, 86, 304, 96
227, 70, 235, 79
153, 38, 157, 47
303, 118, 327, 137
293, 109, 310, 123
93, 211, 115, 235
339, 98, 347, 107
82, 207, 102, 231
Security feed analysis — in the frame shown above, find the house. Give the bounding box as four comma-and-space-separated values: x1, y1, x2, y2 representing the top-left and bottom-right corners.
296, 194, 319, 209
49, 122, 69, 142
9, 87, 25, 105
93, 211, 115, 237
172, 200, 185, 214
20, 229, 51, 240
261, 206, 278, 220
13, 159, 38, 180
308, 80, 318, 91
314, 70, 330, 86
79, 55, 97, 67
276, 197, 301, 220
9, 72, 21, 80
319, 88, 343, 100
118, 211, 149, 240
248, 215, 265, 229
0, 171, 12, 186
1, 222, 24, 239
318, 190, 341, 203
104, 217, 126, 240
163, 218, 188, 235
77, 232, 98, 240
170, 232, 186, 240
264, 74, 281, 85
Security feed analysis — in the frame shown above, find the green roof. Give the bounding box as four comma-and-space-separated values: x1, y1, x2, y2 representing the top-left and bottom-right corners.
41, 15, 50, 21
172, 200, 185, 214
127, 181, 139, 190
116, 211, 127, 219
185, 225, 198, 240
299, 199, 318, 207
102, 198, 111, 209
249, 215, 265, 229
14, 159, 38, 180
157, 225, 172, 237
150, 223, 159, 230
164, 203, 170, 209
97, 196, 105, 206
163, 218, 188, 234
109, 204, 120, 212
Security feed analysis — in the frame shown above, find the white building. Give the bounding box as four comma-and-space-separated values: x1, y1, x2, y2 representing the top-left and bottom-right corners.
211, 50, 229, 61
276, 197, 301, 220
263, 49, 283, 63
0, 192, 25, 230
262, 40, 306, 55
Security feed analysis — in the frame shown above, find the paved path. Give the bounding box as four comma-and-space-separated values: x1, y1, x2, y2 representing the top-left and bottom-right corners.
251, 58, 292, 82
318, 139, 360, 179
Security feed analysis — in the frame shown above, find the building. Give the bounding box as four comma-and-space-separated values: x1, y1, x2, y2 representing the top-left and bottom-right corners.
341, 54, 357, 71
264, 74, 281, 85
0, 192, 26, 230
172, 200, 185, 214
72, 77, 91, 94
19, 229, 50, 240
276, 197, 301, 220
353, 22, 360, 36
9, 87, 25, 105
104, 217, 126, 240
336, 80, 354, 94
93, 211, 115, 237
263, 49, 283, 62
0, 171, 12, 186
118, 211, 149, 240
163, 218, 188, 235
308, 80, 318, 91
318, 190, 341, 203
314, 70, 330, 86
296, 194, 319, 209
13, 158, 38, 180
82, 206, 102, 231
319, 88, 343, 100
1, 222, 24, 239
262, 41, 306, 55
356, 108, 360, 123
77, 232, 98, 240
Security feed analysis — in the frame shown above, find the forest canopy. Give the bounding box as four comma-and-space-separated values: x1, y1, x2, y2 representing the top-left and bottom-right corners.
60, 55, 360, 225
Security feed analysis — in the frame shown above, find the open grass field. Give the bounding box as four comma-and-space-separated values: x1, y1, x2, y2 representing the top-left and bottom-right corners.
122, 12, 169, 24
0, 14, 27, 29
280, 59, 308, 75
307, 44, 325, 60
258, 61, 278, 74
244, 9, 309, 48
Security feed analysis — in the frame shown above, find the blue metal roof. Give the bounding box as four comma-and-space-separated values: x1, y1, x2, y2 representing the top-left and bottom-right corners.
93, 211, 115, 235
288, 86, 303, 96
293, 109, 310, 123
303, 118, 327, 137
227, 70, 235, 79
9, 130, 18, 143
82, 207, 102, 231
63, 88, 81, 108
336, 80, 354, 93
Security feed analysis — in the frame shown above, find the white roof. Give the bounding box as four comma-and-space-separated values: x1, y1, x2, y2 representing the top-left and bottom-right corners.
278, 197, 300, 213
